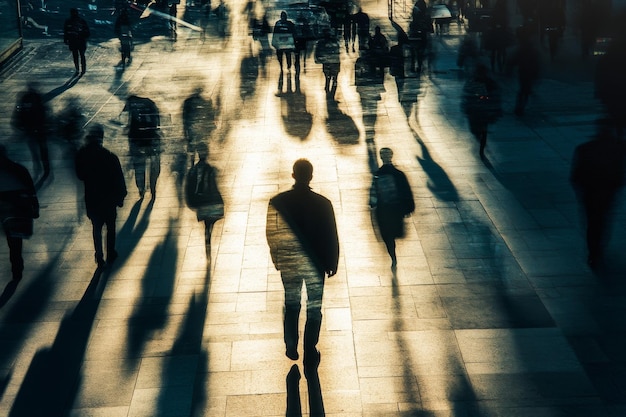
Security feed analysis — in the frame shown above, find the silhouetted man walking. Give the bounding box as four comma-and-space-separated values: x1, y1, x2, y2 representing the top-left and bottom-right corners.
571, 120, 626, 267
266, 159, 339, 364
63, 8, 90, 75
12, 82, 50, 183
75, 124, 127, 267
122, 94, 161, 198
370, 148, 414, 268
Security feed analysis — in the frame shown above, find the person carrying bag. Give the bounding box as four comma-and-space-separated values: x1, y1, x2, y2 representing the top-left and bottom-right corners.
185, 144, 224, 263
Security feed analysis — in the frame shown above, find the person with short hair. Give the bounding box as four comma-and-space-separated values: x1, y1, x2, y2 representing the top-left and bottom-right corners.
272, 11, 296, 73
63, 8, 90, 75
266, 159, 339, 365
370, 148, 415, 268
75, 124, 127, 267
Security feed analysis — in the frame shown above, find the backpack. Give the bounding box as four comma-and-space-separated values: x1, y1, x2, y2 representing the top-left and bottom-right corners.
127, 97, 159, 139
65, 18, 90, 45
375, 174, 401, 205
370, 172, 414, 215
185, 162, 224, 212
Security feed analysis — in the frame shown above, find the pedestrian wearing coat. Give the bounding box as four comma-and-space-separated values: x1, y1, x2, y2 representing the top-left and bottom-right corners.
571, 120, 626, 267
0, 145, 39, 282
63, 8, 90, 75
266, 159, 339, 365
370, 148, 415, 268
75, 124, 127, 267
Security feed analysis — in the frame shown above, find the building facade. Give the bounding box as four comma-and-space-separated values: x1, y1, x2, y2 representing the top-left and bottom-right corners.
0, 0, 22, 66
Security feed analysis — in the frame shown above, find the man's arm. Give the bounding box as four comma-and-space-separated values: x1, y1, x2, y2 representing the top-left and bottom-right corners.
266, 201, 280, 269
323, 200, 339, 277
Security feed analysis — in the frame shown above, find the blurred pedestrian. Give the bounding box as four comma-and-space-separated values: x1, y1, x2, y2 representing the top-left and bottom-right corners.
122, 95, 162, 199
75, 124, 127, 268
342, 11, 353, 52
483, 0, 512, 73
457, 33, 480, 77
11, 82, 50, 184
57, 96, 86, 220
408, 0, 432, 73
266, 159, 339, 364
272, 11, 296, 73
183, 86, 216, 167
293, 13, 309, 75
369, 26, 389, 80
63, 8, 90, 75
0, 144, 39, 282
169, 2, 177, 41
507, 27, 541, 116
595, 34, 626, 136
369, 148, 414, 268
114, 7, 133, 66
351, 8, 370, 51
314, 28, 341, 99
461, 64, 502, 156
214, 0, 229, 37
185, 143, 224, 263
570, 120, 626, 267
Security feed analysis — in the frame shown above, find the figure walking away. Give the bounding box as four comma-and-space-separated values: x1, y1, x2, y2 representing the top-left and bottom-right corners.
508, 26, 541, 116
122, 95, 162, 199
266, 159, 339, 365
75, 124, 127, 268
370, 148, 414, 268
570, 120, 626, 268
461, 63, 502, 157
314, 28, 341, 99
115, 7, 133, 66
63, 8, 90, 75
185, 143, 224, 264
0, 144, 39, 282
12, 82, 50, 184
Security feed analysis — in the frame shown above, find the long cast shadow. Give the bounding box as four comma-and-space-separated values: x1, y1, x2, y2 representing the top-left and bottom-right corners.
325, 98, 359, 145
0, 237, 71, 400
277, 73, 312, 141
126, 218, 178, 363
114, 197, 155, 270
159, 267, 212, 417
415, 136, 459, 203
8, 267, 109, 416
285, 362, 325, 417
42, 76, 81, 103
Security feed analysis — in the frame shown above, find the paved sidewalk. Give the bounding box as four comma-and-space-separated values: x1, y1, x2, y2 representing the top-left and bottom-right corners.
1, 1, 626, 416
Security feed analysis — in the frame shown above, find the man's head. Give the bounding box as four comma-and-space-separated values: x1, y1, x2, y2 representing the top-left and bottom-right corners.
70, 8, 79, 17
380, 147, 393, 164
292, 158, 313, 185
86, 124, 104, 144
280, 11, 287, 21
